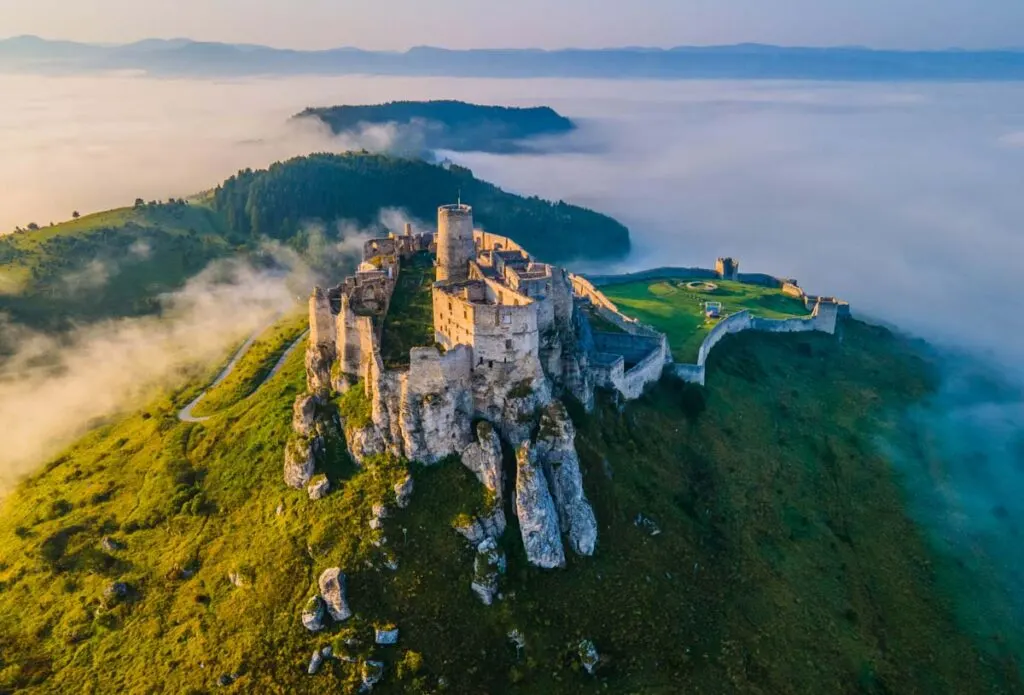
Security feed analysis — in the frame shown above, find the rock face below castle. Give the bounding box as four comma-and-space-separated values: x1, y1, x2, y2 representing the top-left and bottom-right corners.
291, 203, 672, 568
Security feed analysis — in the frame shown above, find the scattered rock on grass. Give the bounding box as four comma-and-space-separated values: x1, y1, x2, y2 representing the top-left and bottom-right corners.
374, 625, 399, 645
361, 660, 385, 691
577, 638, 600, 675
394, 475, 413, 508
307, 475, 330, 500
470, 537, 506, 606
307, 648, 324, 675
301, 595, 325, 632
101, 536, 125, 552
318, 568, 352, 622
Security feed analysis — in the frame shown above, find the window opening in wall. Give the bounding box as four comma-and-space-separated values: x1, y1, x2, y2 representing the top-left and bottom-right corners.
488, 361, 494, 368
501, 312, 511, 325
505, 339, 513, 349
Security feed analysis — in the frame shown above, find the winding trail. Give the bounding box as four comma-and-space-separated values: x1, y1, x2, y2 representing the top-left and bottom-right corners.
177, 322, 309, 423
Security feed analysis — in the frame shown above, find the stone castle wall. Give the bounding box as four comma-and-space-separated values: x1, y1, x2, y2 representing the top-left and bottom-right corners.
675, 299, 841, 386
433, 280, 541, 368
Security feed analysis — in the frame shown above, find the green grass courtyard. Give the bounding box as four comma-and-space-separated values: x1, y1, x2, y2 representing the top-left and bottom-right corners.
601, 277, 811, 362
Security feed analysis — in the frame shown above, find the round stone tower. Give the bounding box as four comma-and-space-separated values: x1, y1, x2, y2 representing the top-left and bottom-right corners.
436, 203, 475, 283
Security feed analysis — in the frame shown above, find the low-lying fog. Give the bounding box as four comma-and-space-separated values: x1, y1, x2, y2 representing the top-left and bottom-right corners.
1, 71, 1022, 641
3, 72, 1022, 374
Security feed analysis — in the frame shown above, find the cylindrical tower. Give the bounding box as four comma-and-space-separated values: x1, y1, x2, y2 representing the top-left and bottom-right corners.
436, 203, 475, 283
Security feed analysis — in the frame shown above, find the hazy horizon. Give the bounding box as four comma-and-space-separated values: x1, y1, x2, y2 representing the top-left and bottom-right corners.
3, 0, 1024, 52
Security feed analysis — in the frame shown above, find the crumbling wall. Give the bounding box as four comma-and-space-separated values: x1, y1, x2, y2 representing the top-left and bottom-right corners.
309, 287, 336, 349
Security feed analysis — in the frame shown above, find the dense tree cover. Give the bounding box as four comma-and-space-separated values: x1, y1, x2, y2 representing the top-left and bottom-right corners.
213, 152, 630, 263
295, 100, 574, 153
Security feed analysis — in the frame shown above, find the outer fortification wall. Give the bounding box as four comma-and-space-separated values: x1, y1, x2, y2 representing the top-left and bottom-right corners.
675, 299, 840, 386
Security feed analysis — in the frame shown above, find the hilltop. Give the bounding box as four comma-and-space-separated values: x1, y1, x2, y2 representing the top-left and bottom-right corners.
0, 305, 1020, 693
295, 101, 575, 154
0, 153, 629, 336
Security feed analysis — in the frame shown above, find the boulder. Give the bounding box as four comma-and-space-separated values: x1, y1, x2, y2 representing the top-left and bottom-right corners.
227, 571, 247, 588
361, 660, 385, 691
318, 568, 352, 622
347, 425, 386, 466
471, 537, 506, 606
374, 626, 399, 645
301, 595, 325, 632
307, 475, 330, 500
307, 648, 324, 675
578, 638, 600, 675
453, 507, 506, 545
101, 536, 125, 552
461, 421, 503, 497
393, 475, 414, 508
514, 443, 565, 569
292, 393, 318, 437
284, 436, 316, 489
535, 402, 598, 556
103, 581, 130, 606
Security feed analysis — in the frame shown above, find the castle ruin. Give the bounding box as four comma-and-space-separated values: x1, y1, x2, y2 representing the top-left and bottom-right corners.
290, 202, 845, 572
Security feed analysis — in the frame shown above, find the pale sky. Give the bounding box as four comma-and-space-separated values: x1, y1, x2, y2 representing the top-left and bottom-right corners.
1, 0, 1022, 50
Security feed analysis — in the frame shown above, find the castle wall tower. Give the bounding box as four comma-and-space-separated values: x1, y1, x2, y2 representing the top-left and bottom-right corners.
716, 257, 739, 281
436, 203, 475, 283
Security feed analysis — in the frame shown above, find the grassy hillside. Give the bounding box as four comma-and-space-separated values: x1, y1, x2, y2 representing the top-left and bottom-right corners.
602, 277, 810, 361
0, 202, 235, 332
190, 310, 308, 417
0, 315, 1019, 694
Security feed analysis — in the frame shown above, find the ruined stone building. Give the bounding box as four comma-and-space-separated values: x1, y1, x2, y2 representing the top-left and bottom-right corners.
289, 201, 846, 576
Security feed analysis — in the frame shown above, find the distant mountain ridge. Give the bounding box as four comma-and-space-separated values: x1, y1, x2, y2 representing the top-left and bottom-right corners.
3, 35, 1024, 80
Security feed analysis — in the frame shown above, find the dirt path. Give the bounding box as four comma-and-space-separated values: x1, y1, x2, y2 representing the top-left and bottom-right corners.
176, 320, 306, 423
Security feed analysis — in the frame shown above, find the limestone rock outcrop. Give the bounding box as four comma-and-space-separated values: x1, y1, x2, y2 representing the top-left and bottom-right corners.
513, 443, 565, 569
284, 436, 317, 489
534, 402, 598, 556
453, 507, 507, 545
292, 393, 318, 437
460, 421, 503, 496
307, 475, 330, 500
393, 475, 413, 508
346, 424, 386, 466
318, 568, 352, 622
471, 537, 506, 606
305, 344, 335, 394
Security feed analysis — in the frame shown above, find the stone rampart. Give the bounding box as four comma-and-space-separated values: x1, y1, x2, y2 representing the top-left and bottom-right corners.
675, 299, 840, 386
